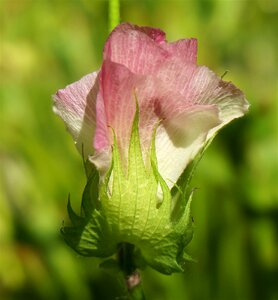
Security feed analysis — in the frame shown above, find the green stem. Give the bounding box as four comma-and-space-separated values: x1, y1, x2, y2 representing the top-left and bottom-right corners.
109, 0, 120, 32
118, 243, 146, 300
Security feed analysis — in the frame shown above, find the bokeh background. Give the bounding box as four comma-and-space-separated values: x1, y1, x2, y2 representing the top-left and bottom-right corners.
1, 0, 277, 299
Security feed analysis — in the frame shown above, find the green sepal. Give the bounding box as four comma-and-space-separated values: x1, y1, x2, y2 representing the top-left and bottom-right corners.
61, 102, 203, 274
67, 195, 83, 226
61, 209, 117, 257
81, 162, 100, 217
61, 162, 117, 257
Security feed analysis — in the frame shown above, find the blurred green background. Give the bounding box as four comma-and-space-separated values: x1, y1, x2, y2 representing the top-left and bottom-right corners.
1, 0, 277, 299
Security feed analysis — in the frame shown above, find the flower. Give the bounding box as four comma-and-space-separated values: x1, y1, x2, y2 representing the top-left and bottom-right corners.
53, 23, 249, 274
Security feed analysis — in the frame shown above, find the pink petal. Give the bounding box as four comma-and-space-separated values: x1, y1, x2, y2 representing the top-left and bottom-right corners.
94, 60, 143, 162
93, 87, 110, 151
149, 59, 248, 188
103, 23, 170, 75
53, 71, 98, 157
162, 38, 197, 64
134, 75, 220, 158
154, 57, 249, 123
54, 23, 248, 187
94, 59, 222, 174
89, 24, 248, 183
95, 55, 248, 186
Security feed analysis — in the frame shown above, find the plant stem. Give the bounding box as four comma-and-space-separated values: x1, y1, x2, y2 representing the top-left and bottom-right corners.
109, 0, 120, 32
118, 243, 146, 300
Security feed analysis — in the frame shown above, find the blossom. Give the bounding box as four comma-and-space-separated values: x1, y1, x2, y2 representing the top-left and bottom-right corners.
53, 23, 249, 274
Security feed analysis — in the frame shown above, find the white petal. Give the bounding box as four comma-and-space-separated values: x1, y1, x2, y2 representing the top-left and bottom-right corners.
89, 148, 112, 178
155, 106, 221, 189
53, 71, 99, 158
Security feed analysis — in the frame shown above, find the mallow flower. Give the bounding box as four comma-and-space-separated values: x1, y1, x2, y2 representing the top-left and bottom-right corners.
53, 23, 249, 274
